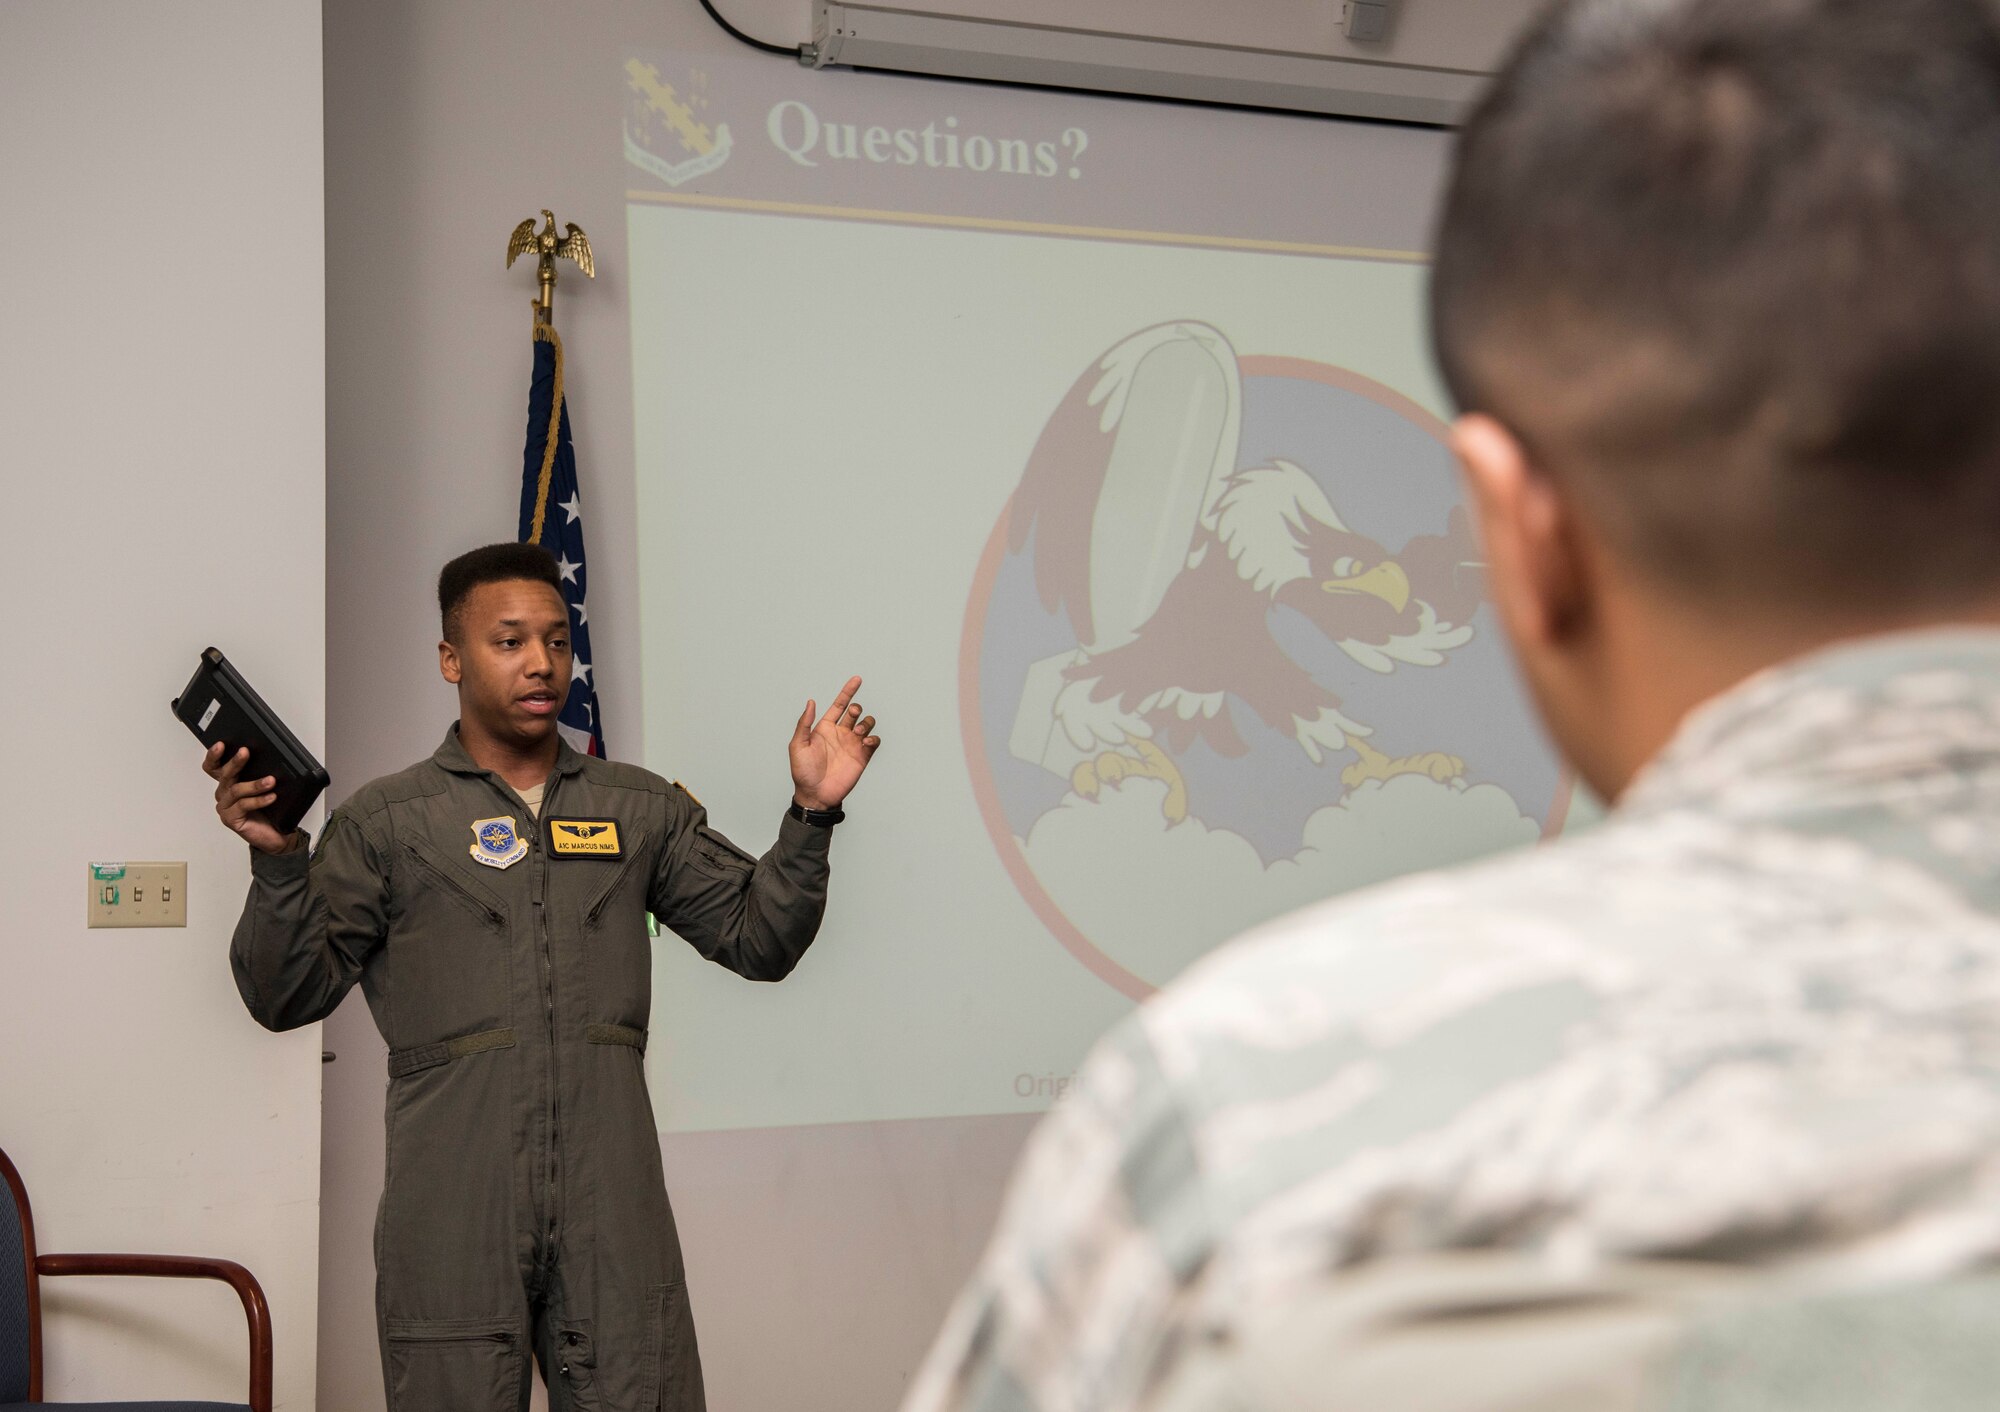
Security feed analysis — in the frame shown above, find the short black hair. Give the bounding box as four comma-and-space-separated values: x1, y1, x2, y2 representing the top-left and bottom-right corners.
437, 542, 563, 643
1432, 0, 2000, 608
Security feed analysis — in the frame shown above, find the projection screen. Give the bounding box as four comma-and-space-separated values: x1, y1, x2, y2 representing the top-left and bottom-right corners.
620, 47, 1573, 1136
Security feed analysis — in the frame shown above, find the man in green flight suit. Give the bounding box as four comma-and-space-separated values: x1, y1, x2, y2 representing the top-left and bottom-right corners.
201, 542, 881, 1411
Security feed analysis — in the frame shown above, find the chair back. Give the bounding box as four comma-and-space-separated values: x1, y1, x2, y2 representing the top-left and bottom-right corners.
0, 1147, 36, 1402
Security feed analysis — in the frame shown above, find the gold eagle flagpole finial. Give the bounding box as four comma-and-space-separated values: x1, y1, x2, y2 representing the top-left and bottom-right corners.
507, 208, 595, 329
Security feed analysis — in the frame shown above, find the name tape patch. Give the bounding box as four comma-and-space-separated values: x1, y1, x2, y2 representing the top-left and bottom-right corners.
549, 818, 623, 857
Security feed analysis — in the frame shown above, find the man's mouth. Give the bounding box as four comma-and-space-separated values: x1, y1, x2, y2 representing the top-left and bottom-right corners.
519, 690, 559, 716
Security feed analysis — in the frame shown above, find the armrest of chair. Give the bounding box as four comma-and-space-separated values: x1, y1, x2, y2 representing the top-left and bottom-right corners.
36, 1252, 273, 1412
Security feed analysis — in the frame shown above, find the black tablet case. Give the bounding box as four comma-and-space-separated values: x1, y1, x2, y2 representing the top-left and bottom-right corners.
171, 647, 330, 836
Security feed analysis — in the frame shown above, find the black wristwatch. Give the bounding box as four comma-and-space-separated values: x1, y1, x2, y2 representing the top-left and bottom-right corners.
787, 800, 845, 828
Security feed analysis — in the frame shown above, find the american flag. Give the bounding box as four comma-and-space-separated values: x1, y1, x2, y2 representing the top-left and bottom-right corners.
519, 324, 605, 757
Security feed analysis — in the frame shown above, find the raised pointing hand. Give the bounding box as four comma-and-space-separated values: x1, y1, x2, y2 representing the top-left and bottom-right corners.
789, 675, 881, 811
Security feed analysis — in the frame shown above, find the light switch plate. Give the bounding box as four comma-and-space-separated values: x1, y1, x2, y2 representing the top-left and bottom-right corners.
87, 862, 187, 928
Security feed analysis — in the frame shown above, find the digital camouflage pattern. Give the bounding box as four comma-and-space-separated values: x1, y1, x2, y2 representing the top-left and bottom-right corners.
906, 630, 2000, 1412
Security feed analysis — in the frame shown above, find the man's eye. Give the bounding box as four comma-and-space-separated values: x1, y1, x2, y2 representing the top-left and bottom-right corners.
552, 640, 569, 652
499, 638, 519, 649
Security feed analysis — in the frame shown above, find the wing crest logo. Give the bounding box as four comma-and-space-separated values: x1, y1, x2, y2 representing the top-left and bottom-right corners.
625, 59, 734, 188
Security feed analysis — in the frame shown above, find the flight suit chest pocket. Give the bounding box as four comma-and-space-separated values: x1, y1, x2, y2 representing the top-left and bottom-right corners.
578, 827, 651, 1024
392, 838, 513, 1038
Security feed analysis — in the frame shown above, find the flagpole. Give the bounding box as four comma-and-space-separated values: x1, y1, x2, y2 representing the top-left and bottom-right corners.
507, 209, 596, 540
508, 210, 608, 759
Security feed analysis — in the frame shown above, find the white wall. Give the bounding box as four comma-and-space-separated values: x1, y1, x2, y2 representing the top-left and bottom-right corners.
0, 4, 326, 1408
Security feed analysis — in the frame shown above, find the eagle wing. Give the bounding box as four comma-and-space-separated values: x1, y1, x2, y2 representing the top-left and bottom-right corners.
506, 218, 538, 269
1009, 321, 1242, 655
558, 224, 595, 278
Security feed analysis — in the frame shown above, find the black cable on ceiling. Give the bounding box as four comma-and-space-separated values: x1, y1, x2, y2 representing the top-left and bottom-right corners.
695, 0, 802, 58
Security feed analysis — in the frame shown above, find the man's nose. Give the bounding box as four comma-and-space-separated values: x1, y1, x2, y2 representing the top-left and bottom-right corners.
525, 643, 553, 678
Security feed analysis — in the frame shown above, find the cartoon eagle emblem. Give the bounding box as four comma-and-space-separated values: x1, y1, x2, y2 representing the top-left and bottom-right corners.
1006, 321, 1486, 823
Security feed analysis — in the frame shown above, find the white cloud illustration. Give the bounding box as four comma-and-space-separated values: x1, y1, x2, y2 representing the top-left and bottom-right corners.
1020, 774, 1543, 988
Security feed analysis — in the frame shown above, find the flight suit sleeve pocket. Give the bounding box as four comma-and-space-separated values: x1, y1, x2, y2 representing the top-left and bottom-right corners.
685, 832, 756, 883
384, 1316, 523, 1411
640, 1280, 704, 1412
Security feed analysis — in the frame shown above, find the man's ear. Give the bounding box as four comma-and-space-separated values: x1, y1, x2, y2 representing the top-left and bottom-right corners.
1451, 413, 1588, 648
439, 638, 463, 686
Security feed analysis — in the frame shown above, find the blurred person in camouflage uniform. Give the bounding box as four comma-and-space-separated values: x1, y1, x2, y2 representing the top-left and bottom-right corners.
904, 1, 2000, 1409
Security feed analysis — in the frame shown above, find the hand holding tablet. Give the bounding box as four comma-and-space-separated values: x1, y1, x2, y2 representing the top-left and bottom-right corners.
172, 647, 329, 843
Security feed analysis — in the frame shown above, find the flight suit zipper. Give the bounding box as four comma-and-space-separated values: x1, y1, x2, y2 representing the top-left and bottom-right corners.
534, 774, 563, 1278
389, 1327, 516, 1347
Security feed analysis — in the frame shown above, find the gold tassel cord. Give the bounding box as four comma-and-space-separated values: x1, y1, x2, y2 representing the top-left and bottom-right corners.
528, 322, 565, 546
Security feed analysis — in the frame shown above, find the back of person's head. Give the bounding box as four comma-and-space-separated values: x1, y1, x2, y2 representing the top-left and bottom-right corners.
437, 541, 562, 643
1434, 0, 2000, 611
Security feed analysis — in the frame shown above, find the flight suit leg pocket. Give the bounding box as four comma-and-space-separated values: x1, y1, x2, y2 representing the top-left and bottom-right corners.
551, 1321, 600, 1411
639, 1281, 705, 1412
384, 1316, 524, 1411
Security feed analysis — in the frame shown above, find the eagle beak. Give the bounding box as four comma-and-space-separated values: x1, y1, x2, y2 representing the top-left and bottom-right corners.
1321, 560, 1411, 614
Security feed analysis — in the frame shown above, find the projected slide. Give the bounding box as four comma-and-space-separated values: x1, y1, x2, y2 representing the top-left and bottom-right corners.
624, 53, 1571, 1132
973, 324, 1566, 998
